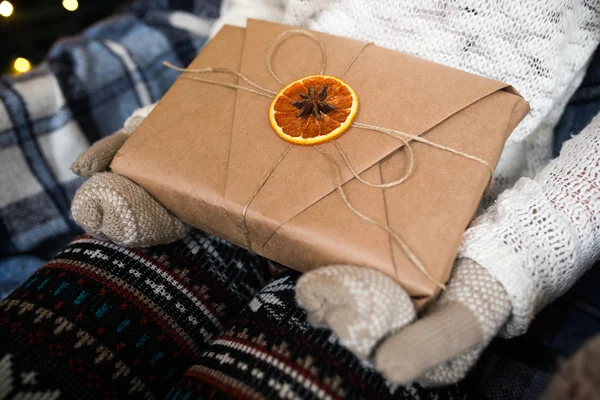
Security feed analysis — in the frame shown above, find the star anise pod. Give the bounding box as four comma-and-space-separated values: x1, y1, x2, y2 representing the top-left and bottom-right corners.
291, 85, 336, 120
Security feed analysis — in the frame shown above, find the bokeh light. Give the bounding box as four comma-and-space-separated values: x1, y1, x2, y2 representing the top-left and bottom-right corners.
0, 1, 13, 18
62, 0, 79, 12
13, 58, 31, 74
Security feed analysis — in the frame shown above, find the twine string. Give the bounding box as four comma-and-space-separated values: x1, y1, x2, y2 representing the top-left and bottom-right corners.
315, 146, 446, 290
163, 62, 275, 98
352, 122, 493, 186
267, 29, 327, 85
341, 42, 373, 78
241, 144, 294, 253
163, 29, 493, 289
332, 140, 415, 188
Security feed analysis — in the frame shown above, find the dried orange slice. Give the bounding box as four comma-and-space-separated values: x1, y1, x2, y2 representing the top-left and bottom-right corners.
269, 75, 358, 146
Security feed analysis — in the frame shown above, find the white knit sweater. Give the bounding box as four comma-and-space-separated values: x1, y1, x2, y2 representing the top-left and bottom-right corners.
212, 0, 600, 335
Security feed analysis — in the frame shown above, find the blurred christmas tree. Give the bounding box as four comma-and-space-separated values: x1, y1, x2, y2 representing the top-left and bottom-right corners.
0, 0, 127, 75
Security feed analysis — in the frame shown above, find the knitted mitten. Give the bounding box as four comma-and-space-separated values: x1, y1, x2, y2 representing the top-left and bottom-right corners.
72, 104, 154, 177
296, 265, 416, 360
71, 172, 190, 247
296, 259, 510, 385
71, 104, 190, 247
375, 258, 510, 386
71, 131, 130, 177
298, 114, 600, 385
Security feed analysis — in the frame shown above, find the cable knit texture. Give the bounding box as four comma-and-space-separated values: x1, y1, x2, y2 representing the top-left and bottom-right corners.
460, 116, 600, 337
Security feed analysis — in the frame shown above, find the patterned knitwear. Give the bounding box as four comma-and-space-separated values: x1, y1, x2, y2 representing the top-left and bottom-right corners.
0, 231, 272, 399
0, 233, 467, 400
167, 273, 464, 400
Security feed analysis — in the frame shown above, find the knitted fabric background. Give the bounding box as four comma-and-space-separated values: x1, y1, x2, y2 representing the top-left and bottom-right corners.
0, 230, 271, 399
0, 232, 464, 399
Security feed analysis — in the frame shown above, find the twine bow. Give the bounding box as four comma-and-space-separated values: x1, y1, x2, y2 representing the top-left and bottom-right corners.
164, 29, 494, 291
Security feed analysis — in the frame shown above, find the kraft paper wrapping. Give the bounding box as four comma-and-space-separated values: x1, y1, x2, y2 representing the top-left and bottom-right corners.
110, 20, 529, 309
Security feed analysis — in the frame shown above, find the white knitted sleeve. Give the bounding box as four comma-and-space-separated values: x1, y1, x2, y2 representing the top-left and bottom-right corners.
459, 114, 600, 338
122, 103, 156, 134
209, 0, 285, 38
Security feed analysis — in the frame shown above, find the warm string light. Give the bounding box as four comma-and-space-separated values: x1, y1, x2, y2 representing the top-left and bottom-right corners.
62, 0, 78, 11
13, 58, 31, 74
0, 0, 13, 17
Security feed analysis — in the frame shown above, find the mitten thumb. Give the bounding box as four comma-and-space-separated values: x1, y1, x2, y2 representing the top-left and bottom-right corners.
72, 104, 155, 177
375, 258, 511, 385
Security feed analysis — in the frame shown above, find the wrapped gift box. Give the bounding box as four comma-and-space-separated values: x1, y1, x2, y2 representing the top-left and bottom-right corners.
110, 19, 529, 308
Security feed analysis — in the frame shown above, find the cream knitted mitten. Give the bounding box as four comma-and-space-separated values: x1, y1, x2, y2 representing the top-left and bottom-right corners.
297, 259, 510, 386
71, 172, 190, 247
71, 103, 189, 247
71, 131, 130, 177
375, 258, 510, 385
296, 265, 416, 359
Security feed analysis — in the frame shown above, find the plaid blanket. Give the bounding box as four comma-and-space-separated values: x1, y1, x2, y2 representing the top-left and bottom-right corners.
0, 0, 220, 282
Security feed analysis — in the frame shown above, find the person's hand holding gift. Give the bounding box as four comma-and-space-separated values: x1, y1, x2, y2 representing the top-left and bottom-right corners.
71, 105, 190, 247
70, 98, 600, 387
69, 0, 600, 387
